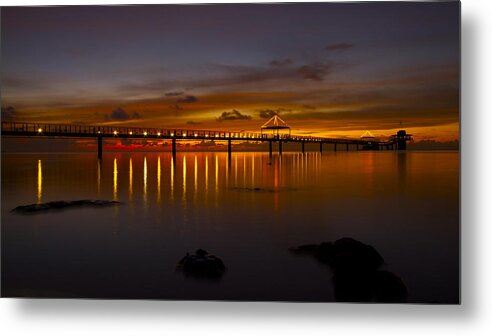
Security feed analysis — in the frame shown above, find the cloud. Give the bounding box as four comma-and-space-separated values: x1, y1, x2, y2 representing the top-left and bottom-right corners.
258, 109, 278, 119
298, 63, 332, 81
269, 58, 293, 67
216, 109, 252, 122
326, 43, 354, 52
302, 104, 317, 110
165, 91, 184, 96
186, 120, 202, 125
105, 107, 141, 121
258, 108, 292, 119
176, 95, 198, 103
1, 106, 17, 121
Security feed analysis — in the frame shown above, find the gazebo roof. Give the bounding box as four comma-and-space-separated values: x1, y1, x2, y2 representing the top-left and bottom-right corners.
360, 130, 376, 139
261, 115, 290, 130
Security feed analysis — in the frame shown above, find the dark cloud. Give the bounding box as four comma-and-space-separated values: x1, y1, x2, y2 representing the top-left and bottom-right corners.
105, 107, 141, 121
216, 109, 252, 122
258, 109, 278, 119
258, 108, 292, 119
176, 95, 198, 103
269, 58, 293, 67
1, 106, 17, 121
326, 43, 354, 52
165, 91, 184, 96
302, 104, 317, 110
298, 63, 332, 81
186, 120, 202, 125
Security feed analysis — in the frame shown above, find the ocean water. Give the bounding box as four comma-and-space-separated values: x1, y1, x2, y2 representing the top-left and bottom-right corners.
1, 151, 459, 303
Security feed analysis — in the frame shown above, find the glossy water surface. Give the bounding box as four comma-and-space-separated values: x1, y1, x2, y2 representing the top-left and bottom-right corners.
1, 151, 459, 302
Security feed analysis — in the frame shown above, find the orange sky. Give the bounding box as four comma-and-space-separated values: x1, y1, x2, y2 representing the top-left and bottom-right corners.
1, 3, 460, 143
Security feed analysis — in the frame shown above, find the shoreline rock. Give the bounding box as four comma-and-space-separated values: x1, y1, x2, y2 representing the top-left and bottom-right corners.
290, 237, 407, 303
12, 200, 120, 214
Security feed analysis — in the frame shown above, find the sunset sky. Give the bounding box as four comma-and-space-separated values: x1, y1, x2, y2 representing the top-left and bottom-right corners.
1, 2, 460, 142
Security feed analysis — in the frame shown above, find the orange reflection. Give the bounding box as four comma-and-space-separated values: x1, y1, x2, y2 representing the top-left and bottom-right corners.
194, 155, 198, 201
113, 158, 118, 200
37, 159, 42, 204
170, 156, 175, 201
183, 155, 187, 201
129, 158, 133, 201
157, 156, 161, 203
143, 156, 148, 204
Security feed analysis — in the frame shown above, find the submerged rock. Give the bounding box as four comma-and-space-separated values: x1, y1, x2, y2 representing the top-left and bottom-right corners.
177, 249, 227, 279
290, 237, 407, 303
12, 200, 120, 214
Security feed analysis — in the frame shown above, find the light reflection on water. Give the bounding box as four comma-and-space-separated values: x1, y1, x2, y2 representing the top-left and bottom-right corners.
2, 151, 459, 302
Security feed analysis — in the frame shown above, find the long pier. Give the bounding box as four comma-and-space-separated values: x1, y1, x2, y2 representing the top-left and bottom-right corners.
1, 121, 411, 158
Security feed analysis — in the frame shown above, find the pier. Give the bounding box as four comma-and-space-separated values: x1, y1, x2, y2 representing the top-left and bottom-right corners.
1, 120, 412, 158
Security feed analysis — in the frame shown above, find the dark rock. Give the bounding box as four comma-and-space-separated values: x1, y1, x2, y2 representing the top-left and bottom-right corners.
12, 200, 120, 214
177, 249, 227, 279
290, 237, 407, 303
372, 270, 407, 303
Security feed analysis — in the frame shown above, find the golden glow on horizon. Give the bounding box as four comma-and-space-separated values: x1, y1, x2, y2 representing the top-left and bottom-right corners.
37, 159, 42, 204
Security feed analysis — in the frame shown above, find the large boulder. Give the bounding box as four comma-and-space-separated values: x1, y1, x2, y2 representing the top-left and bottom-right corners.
290, 237, 407, 303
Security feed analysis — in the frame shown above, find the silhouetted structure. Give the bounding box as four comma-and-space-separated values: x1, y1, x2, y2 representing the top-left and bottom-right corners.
1, 121, 408, 159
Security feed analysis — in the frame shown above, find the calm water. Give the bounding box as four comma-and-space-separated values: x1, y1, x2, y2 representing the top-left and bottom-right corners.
1, 151, 459, 302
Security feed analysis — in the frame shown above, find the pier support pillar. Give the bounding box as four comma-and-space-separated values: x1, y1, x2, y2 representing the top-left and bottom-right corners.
334, 143, 337, 152
356, 143, 359, 151
97, 135, 102, 160
279, 140, 282, 155
346, 143, 349, 152
228, 139, 232, 156
320, 142, 323, 153
172, 138, 177, 158
269, 141, 273, 157
301, 141, 305, 153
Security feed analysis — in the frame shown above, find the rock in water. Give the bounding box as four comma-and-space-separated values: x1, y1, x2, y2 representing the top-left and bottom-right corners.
177, 249, 227, 279
289, 237, 407, 303
12, 200, 120, 213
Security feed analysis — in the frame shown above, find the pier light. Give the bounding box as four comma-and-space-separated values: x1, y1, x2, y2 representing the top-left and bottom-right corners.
97, 130, 101, 134
113, 130, 118, 135
37, 128, 43, 133
194, 133, 198, 137
129, 131, 133, 135
143, 131, 148, 136
183, 133, 187, 137
215, 134, 219, 138
205, 134, 209, 138
171, 132, 174, 137
157, 132, 161, 136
